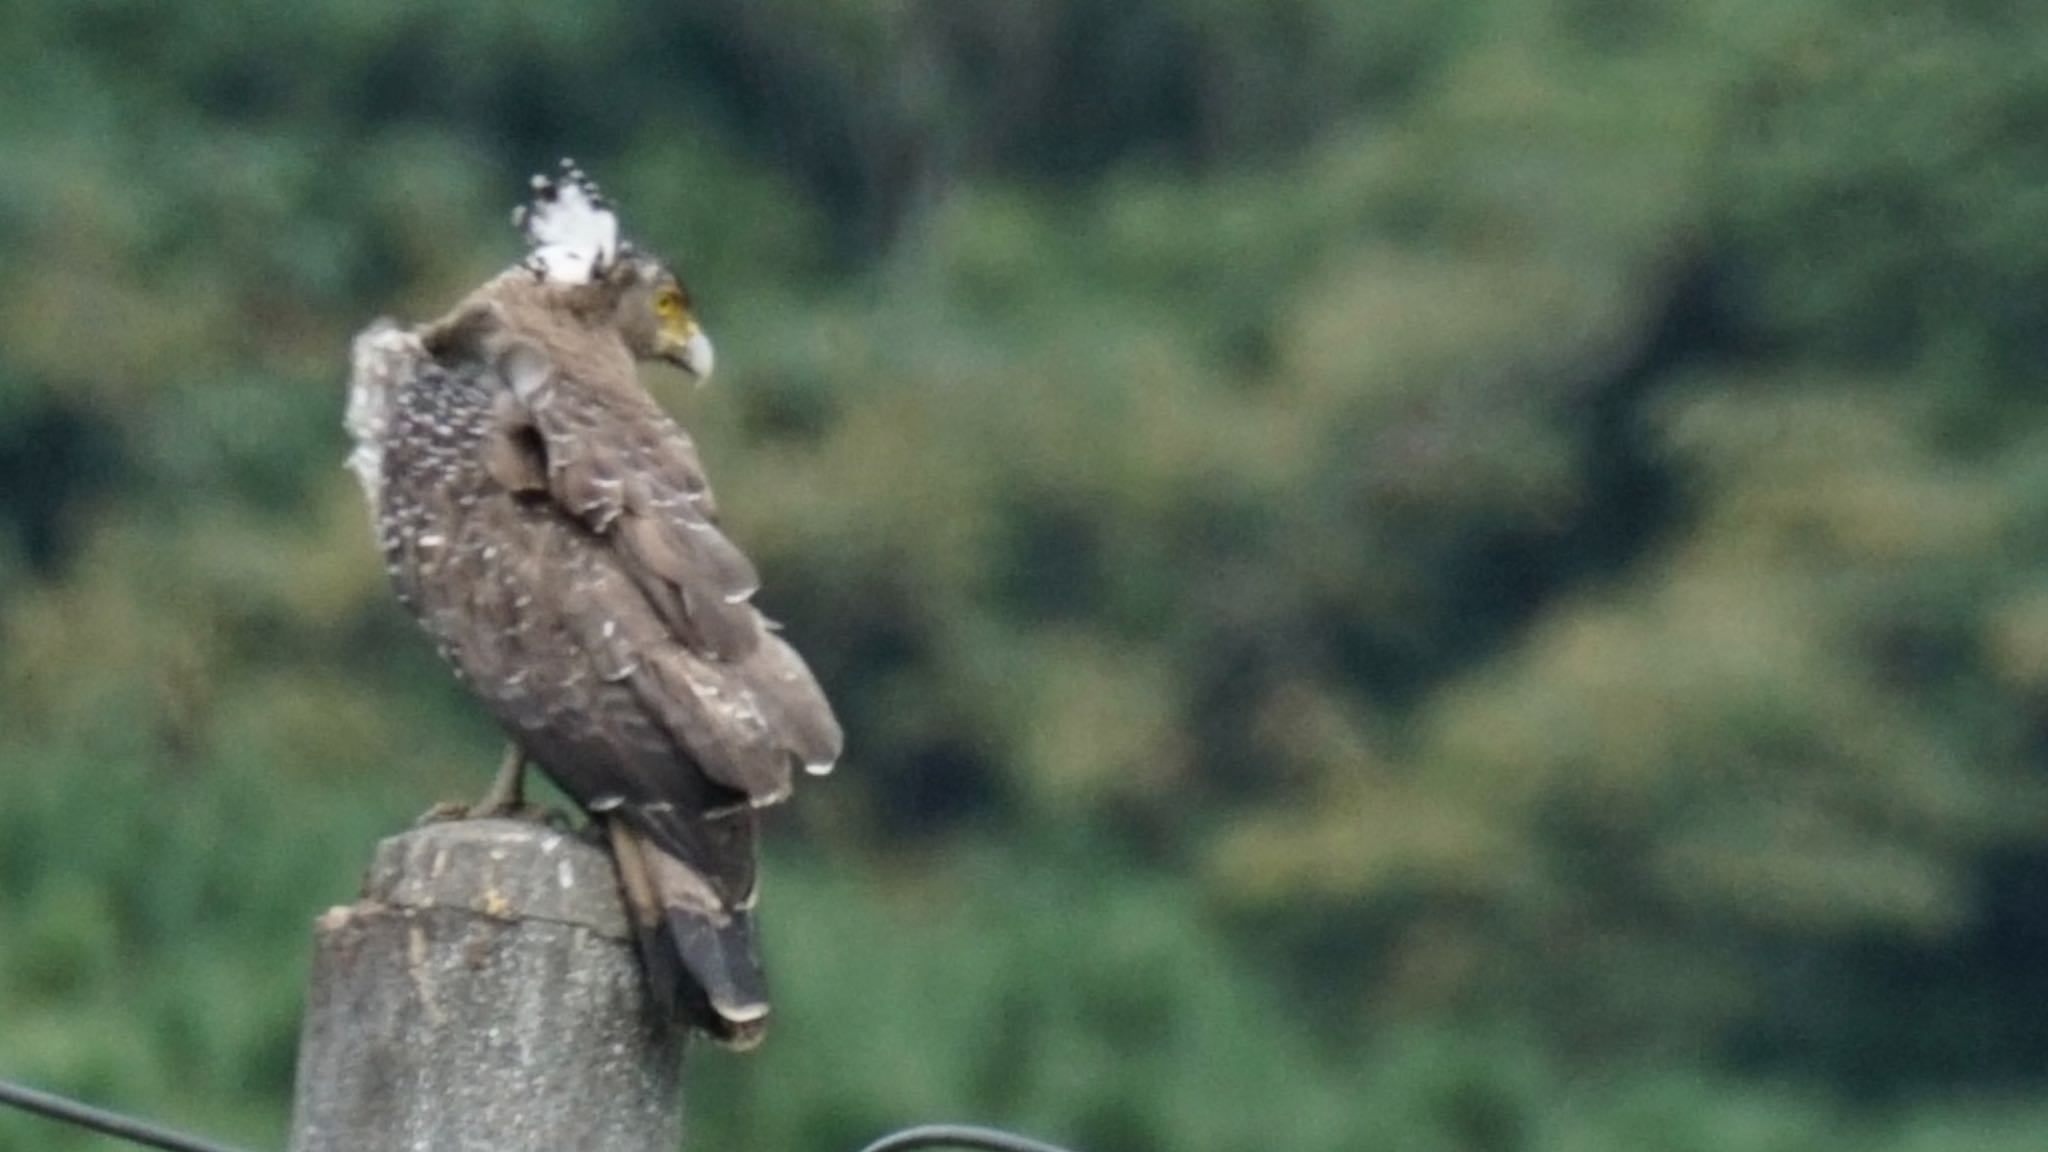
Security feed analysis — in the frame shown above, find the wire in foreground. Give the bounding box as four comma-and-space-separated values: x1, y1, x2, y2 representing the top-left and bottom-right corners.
3, 1073, 1084, 1152
0, 1078, 256, 1152
857, 1122, 1083, 1152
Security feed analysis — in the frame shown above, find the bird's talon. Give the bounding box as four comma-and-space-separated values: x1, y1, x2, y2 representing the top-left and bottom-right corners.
462, 801, 576, 828
413, 801, 473, 827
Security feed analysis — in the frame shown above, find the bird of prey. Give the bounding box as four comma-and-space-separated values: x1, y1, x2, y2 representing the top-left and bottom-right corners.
344, 160, 841, 1048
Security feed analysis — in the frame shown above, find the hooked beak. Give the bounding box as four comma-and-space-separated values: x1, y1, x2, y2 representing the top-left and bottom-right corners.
666, 324, 716, 382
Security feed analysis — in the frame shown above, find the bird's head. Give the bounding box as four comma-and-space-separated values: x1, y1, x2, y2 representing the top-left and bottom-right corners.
515, 159, 716, 382
605, 254, 716, 382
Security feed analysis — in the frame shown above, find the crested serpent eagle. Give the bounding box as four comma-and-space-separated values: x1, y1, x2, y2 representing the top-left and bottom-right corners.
344, 160, 841, 1048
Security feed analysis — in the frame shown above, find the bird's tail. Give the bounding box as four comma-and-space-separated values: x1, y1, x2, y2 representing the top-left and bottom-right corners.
605, 818, 770, 1050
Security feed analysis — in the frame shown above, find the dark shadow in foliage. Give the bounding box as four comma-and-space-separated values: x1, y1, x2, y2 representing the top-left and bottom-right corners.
1730, 845, 2048, 1094
996, 487, 1109, 626
1328, 253, 1729, 711
738, 365, 843, 445
0, 394, 126, 576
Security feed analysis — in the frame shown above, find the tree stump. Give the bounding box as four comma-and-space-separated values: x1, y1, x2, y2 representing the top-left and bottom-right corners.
287, 818, 684, 1152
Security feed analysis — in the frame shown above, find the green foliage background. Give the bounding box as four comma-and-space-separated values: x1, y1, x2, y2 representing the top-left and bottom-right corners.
5, 1, 2048, 1149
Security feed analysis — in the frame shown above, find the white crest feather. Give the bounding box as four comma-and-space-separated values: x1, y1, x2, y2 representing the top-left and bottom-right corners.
513, 158, 622, 285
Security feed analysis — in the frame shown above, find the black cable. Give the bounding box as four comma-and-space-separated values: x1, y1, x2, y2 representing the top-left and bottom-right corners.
857, 1123, 1083, 1152
3, 1072, 1078, 1152
0, 1078, 257, 1152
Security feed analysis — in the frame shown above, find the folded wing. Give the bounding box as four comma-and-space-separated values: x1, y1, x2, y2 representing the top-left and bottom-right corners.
485, 338, 843, 804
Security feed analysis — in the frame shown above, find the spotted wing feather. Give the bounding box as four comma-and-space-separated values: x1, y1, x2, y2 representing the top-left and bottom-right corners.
487, 339, 841, 795
499, 346, 761, 659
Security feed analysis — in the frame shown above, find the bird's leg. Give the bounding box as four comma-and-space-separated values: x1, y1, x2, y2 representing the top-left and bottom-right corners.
472, 743, 528, 816
415, 745, 546, 826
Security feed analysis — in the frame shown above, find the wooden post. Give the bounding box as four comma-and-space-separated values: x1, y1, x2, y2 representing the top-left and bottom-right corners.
287, 819, 684, 1152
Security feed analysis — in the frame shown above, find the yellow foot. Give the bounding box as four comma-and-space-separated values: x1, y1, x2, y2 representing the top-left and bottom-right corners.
413, 800, 473, 827
495, 802, 575, 830
413, 801, 572, 828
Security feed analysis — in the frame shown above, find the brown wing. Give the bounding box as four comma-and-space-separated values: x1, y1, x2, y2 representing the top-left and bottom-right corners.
482, 338, 843, 800
365, 334, 766, 844
499, 343, 760, 659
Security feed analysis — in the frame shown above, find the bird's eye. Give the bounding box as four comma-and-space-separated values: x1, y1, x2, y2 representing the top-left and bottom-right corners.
655, 287, 684, 320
